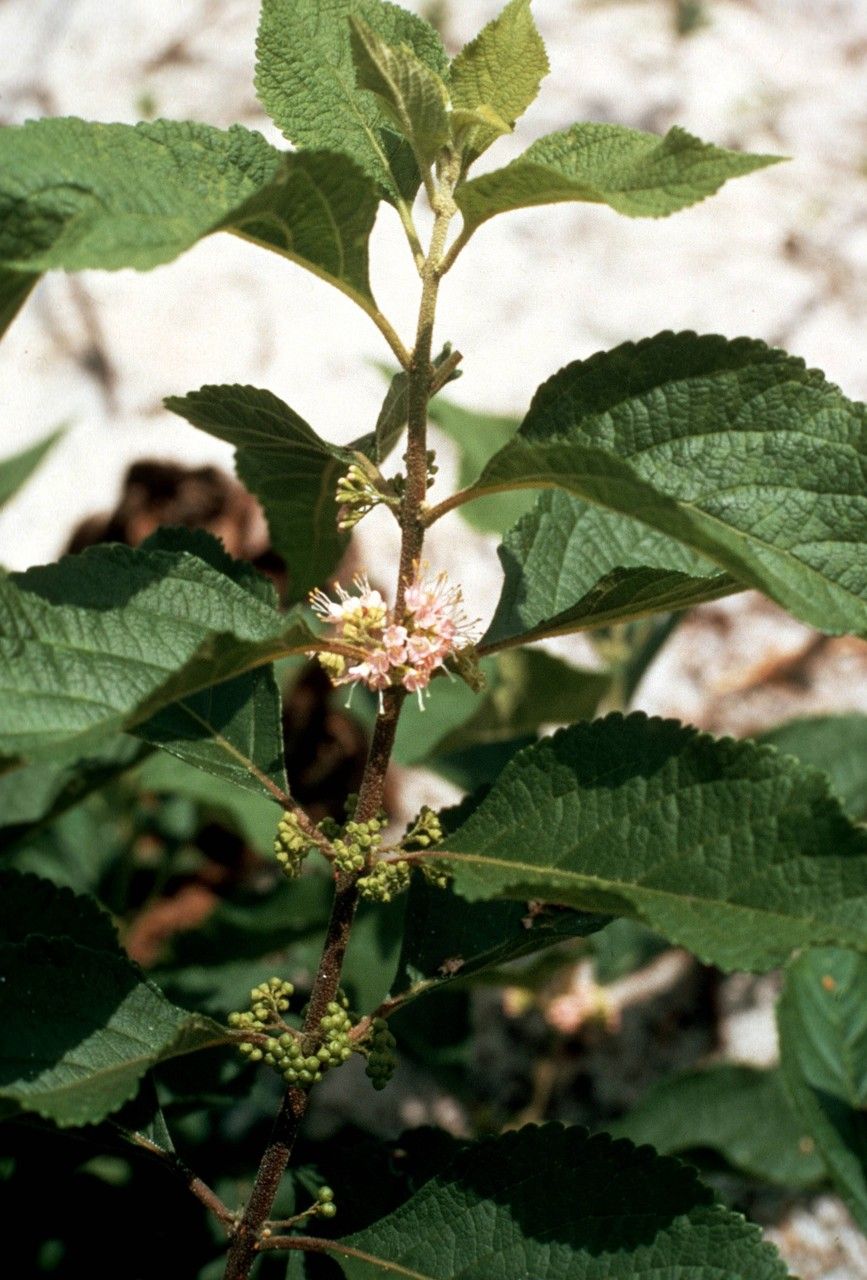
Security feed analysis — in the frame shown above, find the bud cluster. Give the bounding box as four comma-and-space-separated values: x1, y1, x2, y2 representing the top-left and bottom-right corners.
335, 459, 399, 531
356, 805, 450, 902
364, 1017, 397, 1090
332, 815, 384, 874
230, 982, 356, 1090
406, 805, 451, 890
310, 567, 478, 705
357, 857, 411, 903
228, 976, 294, 1035
316, 1186, 337, 1220
274, 812, 319, 879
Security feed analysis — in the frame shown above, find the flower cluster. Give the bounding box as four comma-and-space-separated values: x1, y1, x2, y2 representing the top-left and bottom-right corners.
310, 569, 476, 705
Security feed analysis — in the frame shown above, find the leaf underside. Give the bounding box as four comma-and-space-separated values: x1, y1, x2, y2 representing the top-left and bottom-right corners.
456, 122, 781, 233
778, 947, 867, 1230
165, 383, 352, 602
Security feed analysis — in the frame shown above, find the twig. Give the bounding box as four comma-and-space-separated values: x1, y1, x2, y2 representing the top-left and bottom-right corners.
128, 1132, 235, 1228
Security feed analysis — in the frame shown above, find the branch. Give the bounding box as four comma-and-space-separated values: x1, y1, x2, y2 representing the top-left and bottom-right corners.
127, 1132, 235, 1228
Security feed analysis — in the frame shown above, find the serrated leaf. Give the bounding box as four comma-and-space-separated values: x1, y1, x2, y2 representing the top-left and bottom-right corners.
778, 947, 867, 1230
0, 428, 63, 511
454, 332, 867, 638
0, 873, 230, 1126
350, 17, 450, 167
335, 1125, 790, 1279
484, 490, 736, 648
432, 711, 867, 972
0, 528, 322, 765
0, 869, 118, 950
759, 715, 867, 822
255, 0, 448, 205
137, 664, 289, 799
0, 118, 377, 300
164, 384, 351, 603
449, 0, 549, 164
0, 936, 229, 1126
455, 123, 781, 235
0, 268, 37, 341
609, 1065, 826, 1189
427, 395, 533, 533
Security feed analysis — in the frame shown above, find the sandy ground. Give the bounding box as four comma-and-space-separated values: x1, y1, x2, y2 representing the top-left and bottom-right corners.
1, 1, 867, 1274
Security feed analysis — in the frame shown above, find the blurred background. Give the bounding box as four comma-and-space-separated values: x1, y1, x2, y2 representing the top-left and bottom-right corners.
1, 2, 867, 1276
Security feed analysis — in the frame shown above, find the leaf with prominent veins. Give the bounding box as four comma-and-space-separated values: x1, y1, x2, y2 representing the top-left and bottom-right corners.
0, 872, 231, 1127
350, 18, 450, 169
444, 332, 867, 638
759, 715, 867, 822
433, 712, 867, 972
455, 122, 781, 235
483, 490, 736, 648
165, 383, 353, 603
0, 529, 325, 765
0, 118, 378, 306
255, 0, 448, 204
449, 0, 549, 164
336, 1125, 790, 1279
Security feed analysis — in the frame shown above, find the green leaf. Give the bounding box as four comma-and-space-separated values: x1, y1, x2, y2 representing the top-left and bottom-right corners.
759, 715, 867, 822
0, 869, 118, 950
484, 491, 735, 648
255, 0, 448, 205
778, 947, 867, 1230
434, 711, 867, 972
336, 1125, 790, 1279
434, 649, 608, 756
0, 429, 63, 511
457, 332, 867, 638
0, 872, 230, 1126
427, 395, 534, 534
350, 18, 450, 168
0, 936, 229, 1126
164, 384, 351, 603
0, 268, 38, 341
0, 118, 377, 300
449, 0, 549, 164
609, 1065, 826, 1189
0, 736, 146, 847
0, 528, 322, 765
455, 123, 781, 235
393, 875, 604, 1001
137, 664, 289, 799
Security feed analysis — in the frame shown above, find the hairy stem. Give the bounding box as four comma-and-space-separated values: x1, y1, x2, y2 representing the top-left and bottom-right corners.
221, 164, 458, 1280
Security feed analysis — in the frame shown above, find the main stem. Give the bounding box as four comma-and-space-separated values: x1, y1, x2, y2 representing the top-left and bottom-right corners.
222, 178, 457, 1280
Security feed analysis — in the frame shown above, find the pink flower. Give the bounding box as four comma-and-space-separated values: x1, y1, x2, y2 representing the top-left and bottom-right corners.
309, 565, 477, 702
